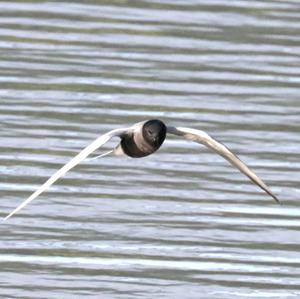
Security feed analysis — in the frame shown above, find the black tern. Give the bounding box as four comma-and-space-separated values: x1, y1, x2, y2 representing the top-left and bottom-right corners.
4, 119, 280, 221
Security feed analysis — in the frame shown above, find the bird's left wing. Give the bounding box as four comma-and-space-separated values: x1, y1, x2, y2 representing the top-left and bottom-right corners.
3, 127, 129, 221
167, 126, 280, 204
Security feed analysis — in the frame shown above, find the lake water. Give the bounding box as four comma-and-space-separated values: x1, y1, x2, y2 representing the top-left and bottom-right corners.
0, 1, 299, 298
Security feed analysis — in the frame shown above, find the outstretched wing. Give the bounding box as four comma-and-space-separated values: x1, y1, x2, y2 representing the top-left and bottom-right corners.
3, 128, 128, 221
167, 126, 280, 204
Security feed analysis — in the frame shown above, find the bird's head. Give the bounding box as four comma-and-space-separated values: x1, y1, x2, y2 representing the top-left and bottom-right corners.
142, 119, 167, 147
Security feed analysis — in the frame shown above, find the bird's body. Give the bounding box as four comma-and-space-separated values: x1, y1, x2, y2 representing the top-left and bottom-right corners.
4, 119, 280, 221
116, 119, 166, 158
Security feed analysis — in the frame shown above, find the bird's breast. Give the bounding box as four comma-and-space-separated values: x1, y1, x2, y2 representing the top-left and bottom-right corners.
120, 133, 158, 158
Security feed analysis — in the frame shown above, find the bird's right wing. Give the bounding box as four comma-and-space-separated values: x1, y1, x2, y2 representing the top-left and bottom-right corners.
3, 127, 129, 221
167, 126, 280, 204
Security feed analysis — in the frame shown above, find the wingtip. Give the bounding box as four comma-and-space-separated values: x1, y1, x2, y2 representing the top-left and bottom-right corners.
2, 207, 20, 222
2, 216, 9, 223
269, 192, 281, 205
274, 196, 282, 205
2, 213, 13, 222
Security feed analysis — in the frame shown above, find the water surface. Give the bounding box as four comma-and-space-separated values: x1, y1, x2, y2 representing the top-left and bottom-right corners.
0, 1, 299, 298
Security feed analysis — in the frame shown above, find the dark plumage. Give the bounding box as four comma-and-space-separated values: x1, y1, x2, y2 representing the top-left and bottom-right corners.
121, 119, 166, 158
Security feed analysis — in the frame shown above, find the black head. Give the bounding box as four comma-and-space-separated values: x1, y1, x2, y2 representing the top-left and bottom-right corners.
120, 119, 167, 158
142, 119, 167, 148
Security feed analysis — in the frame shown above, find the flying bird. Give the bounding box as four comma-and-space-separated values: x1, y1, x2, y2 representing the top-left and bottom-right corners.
3, 119, 280, 221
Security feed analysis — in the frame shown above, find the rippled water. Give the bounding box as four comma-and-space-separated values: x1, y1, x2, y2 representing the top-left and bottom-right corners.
1, 1, 300, 298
